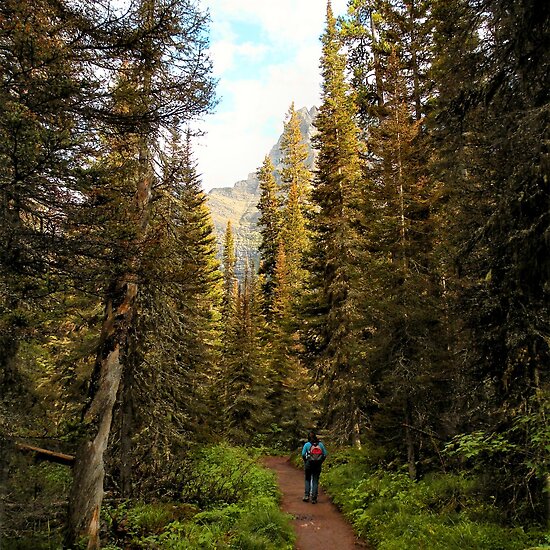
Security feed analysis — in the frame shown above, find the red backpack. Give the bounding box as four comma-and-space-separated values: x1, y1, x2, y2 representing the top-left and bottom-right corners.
308, 442, 324, 462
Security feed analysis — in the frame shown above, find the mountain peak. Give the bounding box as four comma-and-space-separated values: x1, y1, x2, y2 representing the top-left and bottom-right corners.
207, 106, 318, 275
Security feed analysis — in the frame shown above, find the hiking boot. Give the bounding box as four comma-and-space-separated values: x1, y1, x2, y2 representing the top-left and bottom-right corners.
302, 495, 309, 502
311, 497, 317, 504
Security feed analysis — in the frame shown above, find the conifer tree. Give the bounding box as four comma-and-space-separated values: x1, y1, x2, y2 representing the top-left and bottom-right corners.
223, 265, 270, 445
340, 0, 445, 476
280, 103, 312, 294
66, 1, 216, 545
305, 1, 369, 444
114, 129, 222, 496
268, 242, 312, 445
222, 220, 238, 315
257, 156, 282, 312
0, 0, 92, 427
431, 0, 549, 516
367, 47, 445, 478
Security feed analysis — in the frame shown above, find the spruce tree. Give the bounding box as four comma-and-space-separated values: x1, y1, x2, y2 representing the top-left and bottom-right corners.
66, 1, 216, 545
257, 156, 282, 313
280, 103, 312, 294
113, 129, 222, 496
223, 266, 270, 445
305, 1, 369, 444
0, 0, 91, 426
340, 0, 446, 476
268, 242, 313, 446
431, 0, 550, 517
222, 220, 238, 315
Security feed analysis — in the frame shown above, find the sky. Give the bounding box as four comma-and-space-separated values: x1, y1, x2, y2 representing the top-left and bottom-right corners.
196, 0, 349, 191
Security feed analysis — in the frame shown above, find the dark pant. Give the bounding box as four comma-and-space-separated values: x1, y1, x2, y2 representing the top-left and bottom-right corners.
304, 463, 321, 499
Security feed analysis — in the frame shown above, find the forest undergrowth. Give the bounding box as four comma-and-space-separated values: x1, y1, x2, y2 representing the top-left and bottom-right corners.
5, 443, 550, 549
3, 445, 295, 550
320, 446, 550, 550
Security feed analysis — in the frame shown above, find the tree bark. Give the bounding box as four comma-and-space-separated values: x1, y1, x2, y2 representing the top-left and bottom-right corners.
408, 0, 422, 122
404, 401, 417, 479
370, 11, 385, 107
15, 443, 74, 466
120, 348, 136, 498
0, 435, 13, 546
66, 280, 137, 549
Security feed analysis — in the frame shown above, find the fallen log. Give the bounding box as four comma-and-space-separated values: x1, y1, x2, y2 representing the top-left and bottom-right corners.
15, 443, 75, 466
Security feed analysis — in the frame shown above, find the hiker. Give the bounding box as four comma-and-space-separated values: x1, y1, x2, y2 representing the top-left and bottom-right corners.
301, 431, 327, 503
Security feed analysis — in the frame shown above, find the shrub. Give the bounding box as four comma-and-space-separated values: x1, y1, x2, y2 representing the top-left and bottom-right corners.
322, 448, 547, 550
105, 445, 294, 550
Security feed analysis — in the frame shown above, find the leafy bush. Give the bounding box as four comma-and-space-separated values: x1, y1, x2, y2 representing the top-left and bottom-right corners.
322, 448, 547, 550
444, 394, 550, 521
105, 445, 295, 549
1, 457, 72, 549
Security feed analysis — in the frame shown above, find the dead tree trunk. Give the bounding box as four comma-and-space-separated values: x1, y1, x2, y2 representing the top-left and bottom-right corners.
66, 280, 138, 549
15, 443, 75, 465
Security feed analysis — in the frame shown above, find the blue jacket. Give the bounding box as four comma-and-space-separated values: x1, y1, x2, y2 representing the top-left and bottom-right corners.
302, 441, 327, 461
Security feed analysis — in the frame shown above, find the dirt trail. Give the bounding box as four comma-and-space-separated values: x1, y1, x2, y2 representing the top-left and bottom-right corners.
262, 456, 369, 550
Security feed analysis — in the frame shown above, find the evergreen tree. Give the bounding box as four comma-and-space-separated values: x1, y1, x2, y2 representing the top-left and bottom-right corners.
257, 156, 282, 312
280, 103, 312, 294
223, 265, 270, 445
66, 1, 216, 545
0, 0, 92, 430
340, 0, 445, 477
304, 1, 369, 444
268, 242, 313, 446
222, 220, 238, 315
431, 0, 550, 517
367, 47, 445, 478
113, 129, 222, 497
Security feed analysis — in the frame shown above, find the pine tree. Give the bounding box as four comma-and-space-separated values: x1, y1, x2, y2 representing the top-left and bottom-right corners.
340, 0, 446, 476
0, 0, 92, 426
368, 47, 445, 478
222, 220, 238, 315
66, 1, 216, 545
113, 129, 222, 496
223, 266, 270, 445
268, 242, 313, 446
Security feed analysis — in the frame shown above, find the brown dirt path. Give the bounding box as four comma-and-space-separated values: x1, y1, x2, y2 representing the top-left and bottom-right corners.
262, 456, 370, 550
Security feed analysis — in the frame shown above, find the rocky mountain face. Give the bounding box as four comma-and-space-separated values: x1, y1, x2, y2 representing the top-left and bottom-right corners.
207, 106, 318, 276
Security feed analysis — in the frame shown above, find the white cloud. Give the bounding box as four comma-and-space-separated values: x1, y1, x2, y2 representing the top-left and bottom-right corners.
197, 0, 349, 191
209, 39, 269, 74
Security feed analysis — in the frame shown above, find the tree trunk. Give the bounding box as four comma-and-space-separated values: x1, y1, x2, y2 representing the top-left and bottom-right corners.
404, 401, 417, 479
408, 0, 422, 121
66, 280, 137, 549
352, 407, 362, 449
120, 348, 136, 498
0, 435, 13, 547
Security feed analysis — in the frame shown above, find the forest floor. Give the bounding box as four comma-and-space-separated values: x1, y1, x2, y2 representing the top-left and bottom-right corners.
262, 456, 371, 550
